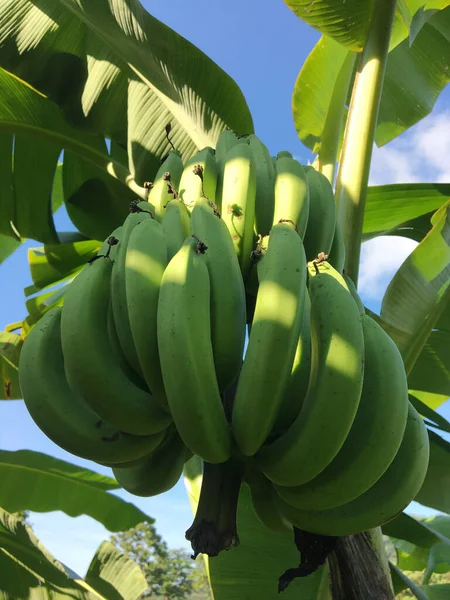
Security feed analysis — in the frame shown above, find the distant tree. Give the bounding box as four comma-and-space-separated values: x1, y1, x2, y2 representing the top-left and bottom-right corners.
110, 521, 211, 599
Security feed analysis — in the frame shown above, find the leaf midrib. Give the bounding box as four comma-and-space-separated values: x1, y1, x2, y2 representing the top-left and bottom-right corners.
0, 461, 118, 492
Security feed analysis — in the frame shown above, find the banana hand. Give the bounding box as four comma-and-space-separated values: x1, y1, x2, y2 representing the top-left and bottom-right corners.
258, 260, 365, 486
275, 312, 409, 510
19, 307, 164, 463
157, 236, 232, 463
232, 221, 307, 456
61, 255, 171, 435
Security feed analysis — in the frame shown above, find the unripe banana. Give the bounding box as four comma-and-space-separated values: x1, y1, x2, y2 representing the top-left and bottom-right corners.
61, 255, 171, 435
247, 134, 275, 236
107, 304, 149, 392
19, 307, 164, 463
327, 222, 346, 273
302, 166, 336, 261
258, 260, 365, 486
277, 150, 293, 159
273, 289, 312, 434
97, 226, 122, 258
277, 403, 430, 536
157, 236, 232, 463
275, 313, 409, 510
178, 147, 218, 210
221, 143, 257, 279
148, 150, 183, 221
190, 197, 246, 392
232, 222, 307, 456
110, 210, 153, 376
125, 218, 170, 409
245, 471, 292, 534
162, 198, 191, 262
215, 130, 247, 214
272, 156, 309, 239
112, 429, 187, 496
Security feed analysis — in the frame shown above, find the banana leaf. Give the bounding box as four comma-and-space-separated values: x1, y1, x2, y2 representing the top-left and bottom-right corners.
292, 6, 450, 152
0, 450, 151, 532
0, 0, 253, 186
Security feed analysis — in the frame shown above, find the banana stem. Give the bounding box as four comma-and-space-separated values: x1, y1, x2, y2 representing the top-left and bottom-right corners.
335, 0, 398, 285
318, 52, 357, 186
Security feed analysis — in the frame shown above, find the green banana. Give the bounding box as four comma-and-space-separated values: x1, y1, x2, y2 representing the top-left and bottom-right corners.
302, 166, 336, 261
110, 210, 153, 377
232, 222, 307, 456
275, 313, 409, 510
112, 429, 187, 496
97, 226, 122, 258
327, 222, 346, 273
273, 289, 312, 434
125, 217, 170, 409
247, 134, 275, 236
221, 142, 257, 279
162, 198, 191, 262
157, 236, 232, 463
215, 130, 247, 214
190, 196, 246, 392
19, 307, 164, 463
277, 403, 430, 536
61, 255, 171, 436
272, 156, 309, 239
245, 471, 292, 534
343, 273, 365, 315
277, 150, 293, 159
107, 304, 149, 392
258, 260, 365, 486
148, 150, 183, 221
178, 147, 218, 210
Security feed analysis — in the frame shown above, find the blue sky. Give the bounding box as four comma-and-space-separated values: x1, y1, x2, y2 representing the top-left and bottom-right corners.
1, 0, 450, 578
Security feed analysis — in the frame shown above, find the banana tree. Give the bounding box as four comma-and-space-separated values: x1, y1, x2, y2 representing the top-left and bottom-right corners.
0, 0, 449, 598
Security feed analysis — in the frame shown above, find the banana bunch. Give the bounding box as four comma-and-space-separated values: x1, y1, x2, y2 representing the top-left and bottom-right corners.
19, 130, 429, 550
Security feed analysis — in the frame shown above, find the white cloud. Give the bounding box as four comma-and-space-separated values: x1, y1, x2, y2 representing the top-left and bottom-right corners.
358, 236, 418, 302
369, 110, 450, 186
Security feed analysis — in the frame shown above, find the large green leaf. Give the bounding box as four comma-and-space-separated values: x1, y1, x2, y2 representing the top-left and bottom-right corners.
0, 450, 151, 532
0, 507, 98, 599
28, 239, 99, 290
408, 393, 450, 434
84, 541, 148, 600
292, 6, 450, 152
385, 515, 450, 582
291, 36, 351, 153
380, 201, 450, 383
0, 233, 21, 264
62, 148, 137, 241
383, 513, 449, 548
0, 508, 148, 599
0, 69, 137, 191
415, 431, 450, 513
376, 6, 450, 147
410, 391, 450, 412
408, 295, 450, 397
362, 184, 450, 240
0, 68, 147, 245
283, 0, 417, 51
0, 0, 253, 185
0, 330, 23, 400
422, 585, 450, 599
184, 457, 330, 600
